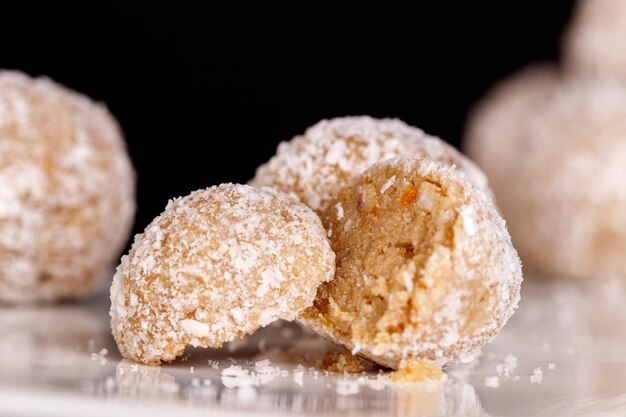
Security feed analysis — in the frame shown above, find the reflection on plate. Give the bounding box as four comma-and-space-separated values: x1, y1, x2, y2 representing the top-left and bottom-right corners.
1, 278, 626, 416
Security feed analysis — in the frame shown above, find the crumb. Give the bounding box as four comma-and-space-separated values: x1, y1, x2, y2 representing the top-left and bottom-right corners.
497, 354, 518, 378
293, 364, 305, 387
90, 348, 108, 366
317, 351, 367, 373
530, 367, 543, 384
503, 354, 518, 374
390, 360, 443, 382
548, 363, 556, 370
484, 376, 499, 388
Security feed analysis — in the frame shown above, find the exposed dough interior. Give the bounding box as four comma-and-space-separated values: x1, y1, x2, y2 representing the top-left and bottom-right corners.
308, 166, 474, 352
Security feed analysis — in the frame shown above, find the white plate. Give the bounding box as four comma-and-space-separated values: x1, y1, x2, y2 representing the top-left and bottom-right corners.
1, 278, 625, 417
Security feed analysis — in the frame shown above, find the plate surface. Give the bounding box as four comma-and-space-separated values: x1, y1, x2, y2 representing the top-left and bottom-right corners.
1, 278, 625, 417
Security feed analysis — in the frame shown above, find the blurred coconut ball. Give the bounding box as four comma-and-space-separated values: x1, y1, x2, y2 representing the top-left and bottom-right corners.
563, 0, 626, 81
0, 71, 136, 302
465, 64, 559, 195
466, 69, 626, 280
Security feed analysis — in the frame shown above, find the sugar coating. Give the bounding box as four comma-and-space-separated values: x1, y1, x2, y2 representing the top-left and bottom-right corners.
110, 184, 335, 365
251, 116, 490, 214
563, 0, 626, 81
465, 64, 559, 196
300, 158, 522, 369
0, 70, 136, 302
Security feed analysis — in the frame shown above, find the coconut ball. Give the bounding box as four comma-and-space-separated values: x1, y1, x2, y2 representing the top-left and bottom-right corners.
466, 70, 626, 280
251, 116, 490, 214
300, 158, 522, 369
0, 70, 135, 303
506, 81, 626, 279
465, 64, 559, 195
563, 0, 626, 81
111, 184, 335, 365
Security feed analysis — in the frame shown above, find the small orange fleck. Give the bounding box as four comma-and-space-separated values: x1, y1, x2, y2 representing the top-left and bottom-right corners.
370, 205, 381, 215
398, 186, 417, 206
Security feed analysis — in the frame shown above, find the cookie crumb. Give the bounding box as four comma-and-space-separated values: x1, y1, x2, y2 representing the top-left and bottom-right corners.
484, 376, 500, 388
390, 360, 443, 382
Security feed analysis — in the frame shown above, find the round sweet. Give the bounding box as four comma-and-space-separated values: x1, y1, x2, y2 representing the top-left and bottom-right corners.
0, 70, 136, 303
502, 80, 626, 280
464, 64, 559, 195
250, 116, 490, 214
110, 184, 335, 365
300, 158, 522, 369
563, 0, 626, 81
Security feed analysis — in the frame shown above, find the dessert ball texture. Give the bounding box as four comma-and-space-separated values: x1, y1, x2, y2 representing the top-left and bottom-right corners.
506, 81, 626, 280
111, 184, 335, 365
300, 158, 522, 369
0, 71, 135, 303
467, 66, 626, 280
465, 64, 559, 195
563, 0, 626, 81
251, 116, 490, 214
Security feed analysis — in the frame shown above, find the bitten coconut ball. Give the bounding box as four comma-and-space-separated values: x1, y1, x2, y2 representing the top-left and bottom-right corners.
563, 0, 626, 81
0, 71, 135, 303
502, 81, 626, 280
465, 64, 559, 195
111, 184, 335, 365
251, 116, 490, 214
300, 158, 522, 369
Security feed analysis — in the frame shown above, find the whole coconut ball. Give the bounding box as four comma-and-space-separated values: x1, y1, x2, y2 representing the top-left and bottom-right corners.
111, 184, 335, 365
509, 81, 626, 280
465, 64, 559, 195
563, 0, 626, 81
0, 71, 136, 302
466, 71, 626, 280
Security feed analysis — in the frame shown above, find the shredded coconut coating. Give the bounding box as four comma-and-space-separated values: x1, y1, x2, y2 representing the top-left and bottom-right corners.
251, 116, 491, 214
465, 64, 559, 198
505, 80, 626, 280
0, 70, 136, 302
563, 0, 626, 81
300, 158, 522, 369
110, 184, 335, 365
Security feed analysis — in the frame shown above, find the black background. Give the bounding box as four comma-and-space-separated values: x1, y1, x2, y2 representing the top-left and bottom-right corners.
1, 7, 574, 238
